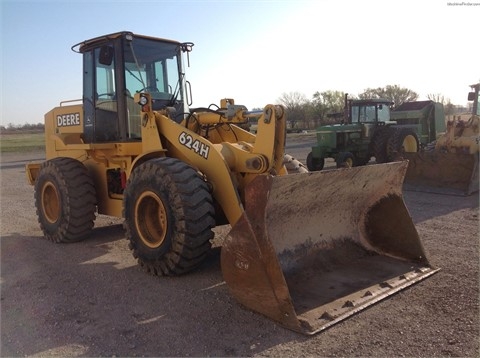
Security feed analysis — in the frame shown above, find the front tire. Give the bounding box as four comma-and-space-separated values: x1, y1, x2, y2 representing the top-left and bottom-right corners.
353, 153, 370, 166
123, 157, 215, 276
306, 152, 325, 171
34, 157, 97, 243
336, 152, 354, 168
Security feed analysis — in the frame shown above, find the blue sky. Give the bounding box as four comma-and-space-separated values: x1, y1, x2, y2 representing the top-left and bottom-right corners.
1, 0, 479, 125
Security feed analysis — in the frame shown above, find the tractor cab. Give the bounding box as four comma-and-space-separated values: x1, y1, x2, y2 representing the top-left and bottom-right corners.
348, 98, 393, 138
307, 98, 394, 170
349, 99, 392, 123
72, 31, 193, 143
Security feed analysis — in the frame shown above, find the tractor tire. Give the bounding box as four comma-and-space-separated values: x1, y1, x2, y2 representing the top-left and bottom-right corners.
353, 153, 371, 166
371, 127, 393, 163
306, 152, 325, 171
34, 157, 97, 243
336, 152, 354, 168
387, 128, 419, 161
123, 157, 215, 276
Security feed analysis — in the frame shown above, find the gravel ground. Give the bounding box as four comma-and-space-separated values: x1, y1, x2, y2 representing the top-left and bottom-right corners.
1, 144, 478, 357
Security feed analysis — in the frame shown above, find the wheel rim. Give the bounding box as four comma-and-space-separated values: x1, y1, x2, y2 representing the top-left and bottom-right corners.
403, 135, 418, 152
345, 157, 354, 168
41, 182, 60, 224
135, 191, 168, 249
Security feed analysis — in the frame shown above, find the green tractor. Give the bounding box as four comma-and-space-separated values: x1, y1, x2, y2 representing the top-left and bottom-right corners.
307, 96, 445, 171
307, 97, 397, 170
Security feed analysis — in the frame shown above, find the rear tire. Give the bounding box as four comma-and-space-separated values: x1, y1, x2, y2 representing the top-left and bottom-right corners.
371, 127, 392, 163
34, 157, 97, 243
387, 129, 419, 161
123, 157, 215, 276
306, 152, 325, 171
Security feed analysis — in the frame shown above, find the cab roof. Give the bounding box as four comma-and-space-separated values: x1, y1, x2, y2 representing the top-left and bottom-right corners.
71, 31, 181, 53
351, 98, 393, 106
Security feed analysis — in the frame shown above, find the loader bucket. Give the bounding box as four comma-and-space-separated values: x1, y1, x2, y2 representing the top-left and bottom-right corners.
403, 152, 479, 196
221, 161, 439, 335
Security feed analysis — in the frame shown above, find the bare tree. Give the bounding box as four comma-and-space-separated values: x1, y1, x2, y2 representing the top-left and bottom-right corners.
311, 90, 345, 126
277, 92, 308, 129
427, 93, 446, 103
426, 94, 457, 115
359, 85, 418, 108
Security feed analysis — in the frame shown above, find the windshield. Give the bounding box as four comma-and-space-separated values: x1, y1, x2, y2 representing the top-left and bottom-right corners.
124, 37, 183, 106
352, 104, 390, 122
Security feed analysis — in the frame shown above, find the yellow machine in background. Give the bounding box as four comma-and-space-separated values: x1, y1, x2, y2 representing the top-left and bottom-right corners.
26, 32, 438, 335
436, 83, 479, 155
403, 83, 479, 195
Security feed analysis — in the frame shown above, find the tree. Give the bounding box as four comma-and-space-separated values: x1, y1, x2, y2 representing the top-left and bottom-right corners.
311, 90, 345, 126
277, 92, 308, 129
427, 93, 455, 115
359, 85, 418, 108
427, 93, 447, 103
444, 102, 456, 116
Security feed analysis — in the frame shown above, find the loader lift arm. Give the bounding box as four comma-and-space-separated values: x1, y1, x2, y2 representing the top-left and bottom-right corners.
132, 92, 287, 226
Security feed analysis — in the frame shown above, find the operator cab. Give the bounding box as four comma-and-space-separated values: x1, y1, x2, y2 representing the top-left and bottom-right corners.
349, 99, 392, 124
72, 31, 193, 143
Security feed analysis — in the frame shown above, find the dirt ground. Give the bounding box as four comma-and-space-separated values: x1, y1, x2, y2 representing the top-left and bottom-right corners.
1, 139, 479, 357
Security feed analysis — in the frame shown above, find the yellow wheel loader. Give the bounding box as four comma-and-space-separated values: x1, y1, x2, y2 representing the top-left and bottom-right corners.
26, 31, 438, 335
403, 83, 479, 196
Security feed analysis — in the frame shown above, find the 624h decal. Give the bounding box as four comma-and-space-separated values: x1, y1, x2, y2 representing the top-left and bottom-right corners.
178, 132, 210, 159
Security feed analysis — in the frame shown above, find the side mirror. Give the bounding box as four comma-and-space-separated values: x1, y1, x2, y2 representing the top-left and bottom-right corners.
99, 45, 114, 66
468, 91, 475, 101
